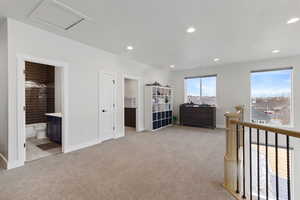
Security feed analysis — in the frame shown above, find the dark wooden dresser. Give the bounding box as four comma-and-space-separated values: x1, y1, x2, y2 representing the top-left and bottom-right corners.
180, 104, 216, 129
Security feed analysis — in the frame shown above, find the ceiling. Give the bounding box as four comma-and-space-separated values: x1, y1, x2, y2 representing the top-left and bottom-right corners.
1, 0, 300, 70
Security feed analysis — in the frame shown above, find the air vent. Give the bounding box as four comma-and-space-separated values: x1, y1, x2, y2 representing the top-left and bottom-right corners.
30, 0, 91, 30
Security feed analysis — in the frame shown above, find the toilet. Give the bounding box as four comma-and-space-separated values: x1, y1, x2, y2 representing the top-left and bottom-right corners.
35, 123, 47, 139
26, 125, 36, 138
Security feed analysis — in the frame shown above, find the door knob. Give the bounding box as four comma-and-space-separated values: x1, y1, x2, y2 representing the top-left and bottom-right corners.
102, 109, 107, 112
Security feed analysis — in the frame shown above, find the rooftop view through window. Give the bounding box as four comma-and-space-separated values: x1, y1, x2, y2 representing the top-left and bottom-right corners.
185, 76, 217, 105
251, 69, 293, 126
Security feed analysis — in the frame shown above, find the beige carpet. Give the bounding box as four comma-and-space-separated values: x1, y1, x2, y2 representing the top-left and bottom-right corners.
125, 126, 138, 136
0, 126, 234, 200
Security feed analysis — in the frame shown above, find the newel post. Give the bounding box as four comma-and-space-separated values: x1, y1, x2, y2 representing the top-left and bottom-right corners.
224, 106, 244, 192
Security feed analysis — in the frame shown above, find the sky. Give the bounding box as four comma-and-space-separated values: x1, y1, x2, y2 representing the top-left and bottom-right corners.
186, 69, 292, 97
251, 69, 292, 97
186, 77, 216, 97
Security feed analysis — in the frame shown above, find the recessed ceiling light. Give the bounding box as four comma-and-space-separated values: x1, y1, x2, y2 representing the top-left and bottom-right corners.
170, 65, 175, 68
126, 46, 134, 50
272, 49, 280, 54
214, 58, 220, 62
287, 17, 300, 24
186, 27, 196, 33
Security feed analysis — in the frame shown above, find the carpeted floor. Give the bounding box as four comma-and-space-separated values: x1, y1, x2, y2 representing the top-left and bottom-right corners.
125, 126, 138, 136
0, 126, 234, 200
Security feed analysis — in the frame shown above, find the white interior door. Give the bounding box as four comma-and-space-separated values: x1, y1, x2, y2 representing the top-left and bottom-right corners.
99, 72, 116, 142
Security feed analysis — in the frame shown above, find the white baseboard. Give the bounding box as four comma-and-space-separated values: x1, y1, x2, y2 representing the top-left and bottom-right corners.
114, 134, 124, 139
0, 153, 8, 169
7, 160, 23, 170
216, 124, 226, 129
64, 132, 130, 153
136, 128, 145, 132
1, 154, 24, 170
65, 139, 101, 153
115, 131, 125, 139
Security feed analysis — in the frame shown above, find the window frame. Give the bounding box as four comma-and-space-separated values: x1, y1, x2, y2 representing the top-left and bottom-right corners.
184, 74, 217, 106
250, 67, 294, 128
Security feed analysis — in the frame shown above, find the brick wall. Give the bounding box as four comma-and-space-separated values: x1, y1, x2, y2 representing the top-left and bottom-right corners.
25, 61, 55, 124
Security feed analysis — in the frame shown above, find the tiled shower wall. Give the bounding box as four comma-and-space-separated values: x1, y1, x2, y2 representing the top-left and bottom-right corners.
25, 61, 55, 124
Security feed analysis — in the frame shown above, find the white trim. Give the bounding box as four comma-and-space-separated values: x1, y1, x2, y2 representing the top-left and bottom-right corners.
16, 54, 69, 167
183, 78, 187, 103
7, 160, 23, 170
123, 74, 143, 133
114, 134, 124, 139
249, 67, 294, 128
64, 132, 130, 154
184, 75, 218, 105
64, 140, 101, 153
29, 0, 92, 32
216, 124, 226, 129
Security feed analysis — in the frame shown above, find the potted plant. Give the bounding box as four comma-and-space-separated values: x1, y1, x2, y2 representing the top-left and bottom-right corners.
172, 116, 178, 125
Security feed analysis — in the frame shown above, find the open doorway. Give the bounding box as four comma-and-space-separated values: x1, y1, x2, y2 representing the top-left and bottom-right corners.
24, 61, 63, 162
16, 55, 68, 167
124, 78, 139, 136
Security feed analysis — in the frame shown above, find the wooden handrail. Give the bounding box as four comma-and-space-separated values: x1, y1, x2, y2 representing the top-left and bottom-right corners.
230, 120, 300, 139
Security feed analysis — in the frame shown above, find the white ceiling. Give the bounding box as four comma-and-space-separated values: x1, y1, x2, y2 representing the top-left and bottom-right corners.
1, 0, 300, 70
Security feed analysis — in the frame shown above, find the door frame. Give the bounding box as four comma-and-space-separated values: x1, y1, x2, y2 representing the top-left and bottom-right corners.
123, 74, 143, 133
16, 54, 69, 166
98, 71, 117, 142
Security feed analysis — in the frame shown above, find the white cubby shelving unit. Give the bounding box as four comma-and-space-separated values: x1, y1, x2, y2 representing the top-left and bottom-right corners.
144, 85, 173, 131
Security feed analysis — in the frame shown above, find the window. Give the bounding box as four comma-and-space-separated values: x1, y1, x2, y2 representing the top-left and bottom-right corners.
185, 75, 217, 105
251, 68, 293, 126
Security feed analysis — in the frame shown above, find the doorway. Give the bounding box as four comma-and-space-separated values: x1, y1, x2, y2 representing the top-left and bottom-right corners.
24, 61, 63, 162
17, 55, 68, 166
98, 72, 117, 142
124, 77, 139, 136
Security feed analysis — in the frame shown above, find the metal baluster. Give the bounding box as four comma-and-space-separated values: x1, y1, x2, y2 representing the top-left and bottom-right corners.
236, 124, 240, 194
242, 126, 246, 198
286, 136, 291, 200
265, 131, 269, 200
249, 128, 253, 200
257, 129, 260, 200
275, 133, 279, 200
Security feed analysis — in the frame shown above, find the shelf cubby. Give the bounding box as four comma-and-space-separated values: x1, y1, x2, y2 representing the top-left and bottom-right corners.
145, 85, 173, 131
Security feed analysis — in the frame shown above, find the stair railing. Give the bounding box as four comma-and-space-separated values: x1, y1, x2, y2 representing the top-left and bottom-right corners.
224, 108, 300, 200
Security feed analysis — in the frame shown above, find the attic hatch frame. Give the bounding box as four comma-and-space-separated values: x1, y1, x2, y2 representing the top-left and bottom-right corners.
29, 0, 92, 31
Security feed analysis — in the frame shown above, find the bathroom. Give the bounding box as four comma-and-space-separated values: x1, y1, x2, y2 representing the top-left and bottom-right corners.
25, 61, 63, 162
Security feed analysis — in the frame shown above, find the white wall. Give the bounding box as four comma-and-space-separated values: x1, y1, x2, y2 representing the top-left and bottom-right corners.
170, 56, 300, 130
5, 18, 169, 166
124, 79, 138, 108
125, 79, 138, 98
0, 18, 8, 160
55, 67, 62, 113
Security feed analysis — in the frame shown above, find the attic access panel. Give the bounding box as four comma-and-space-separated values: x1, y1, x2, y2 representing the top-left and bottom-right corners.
30, 0, 90, 30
